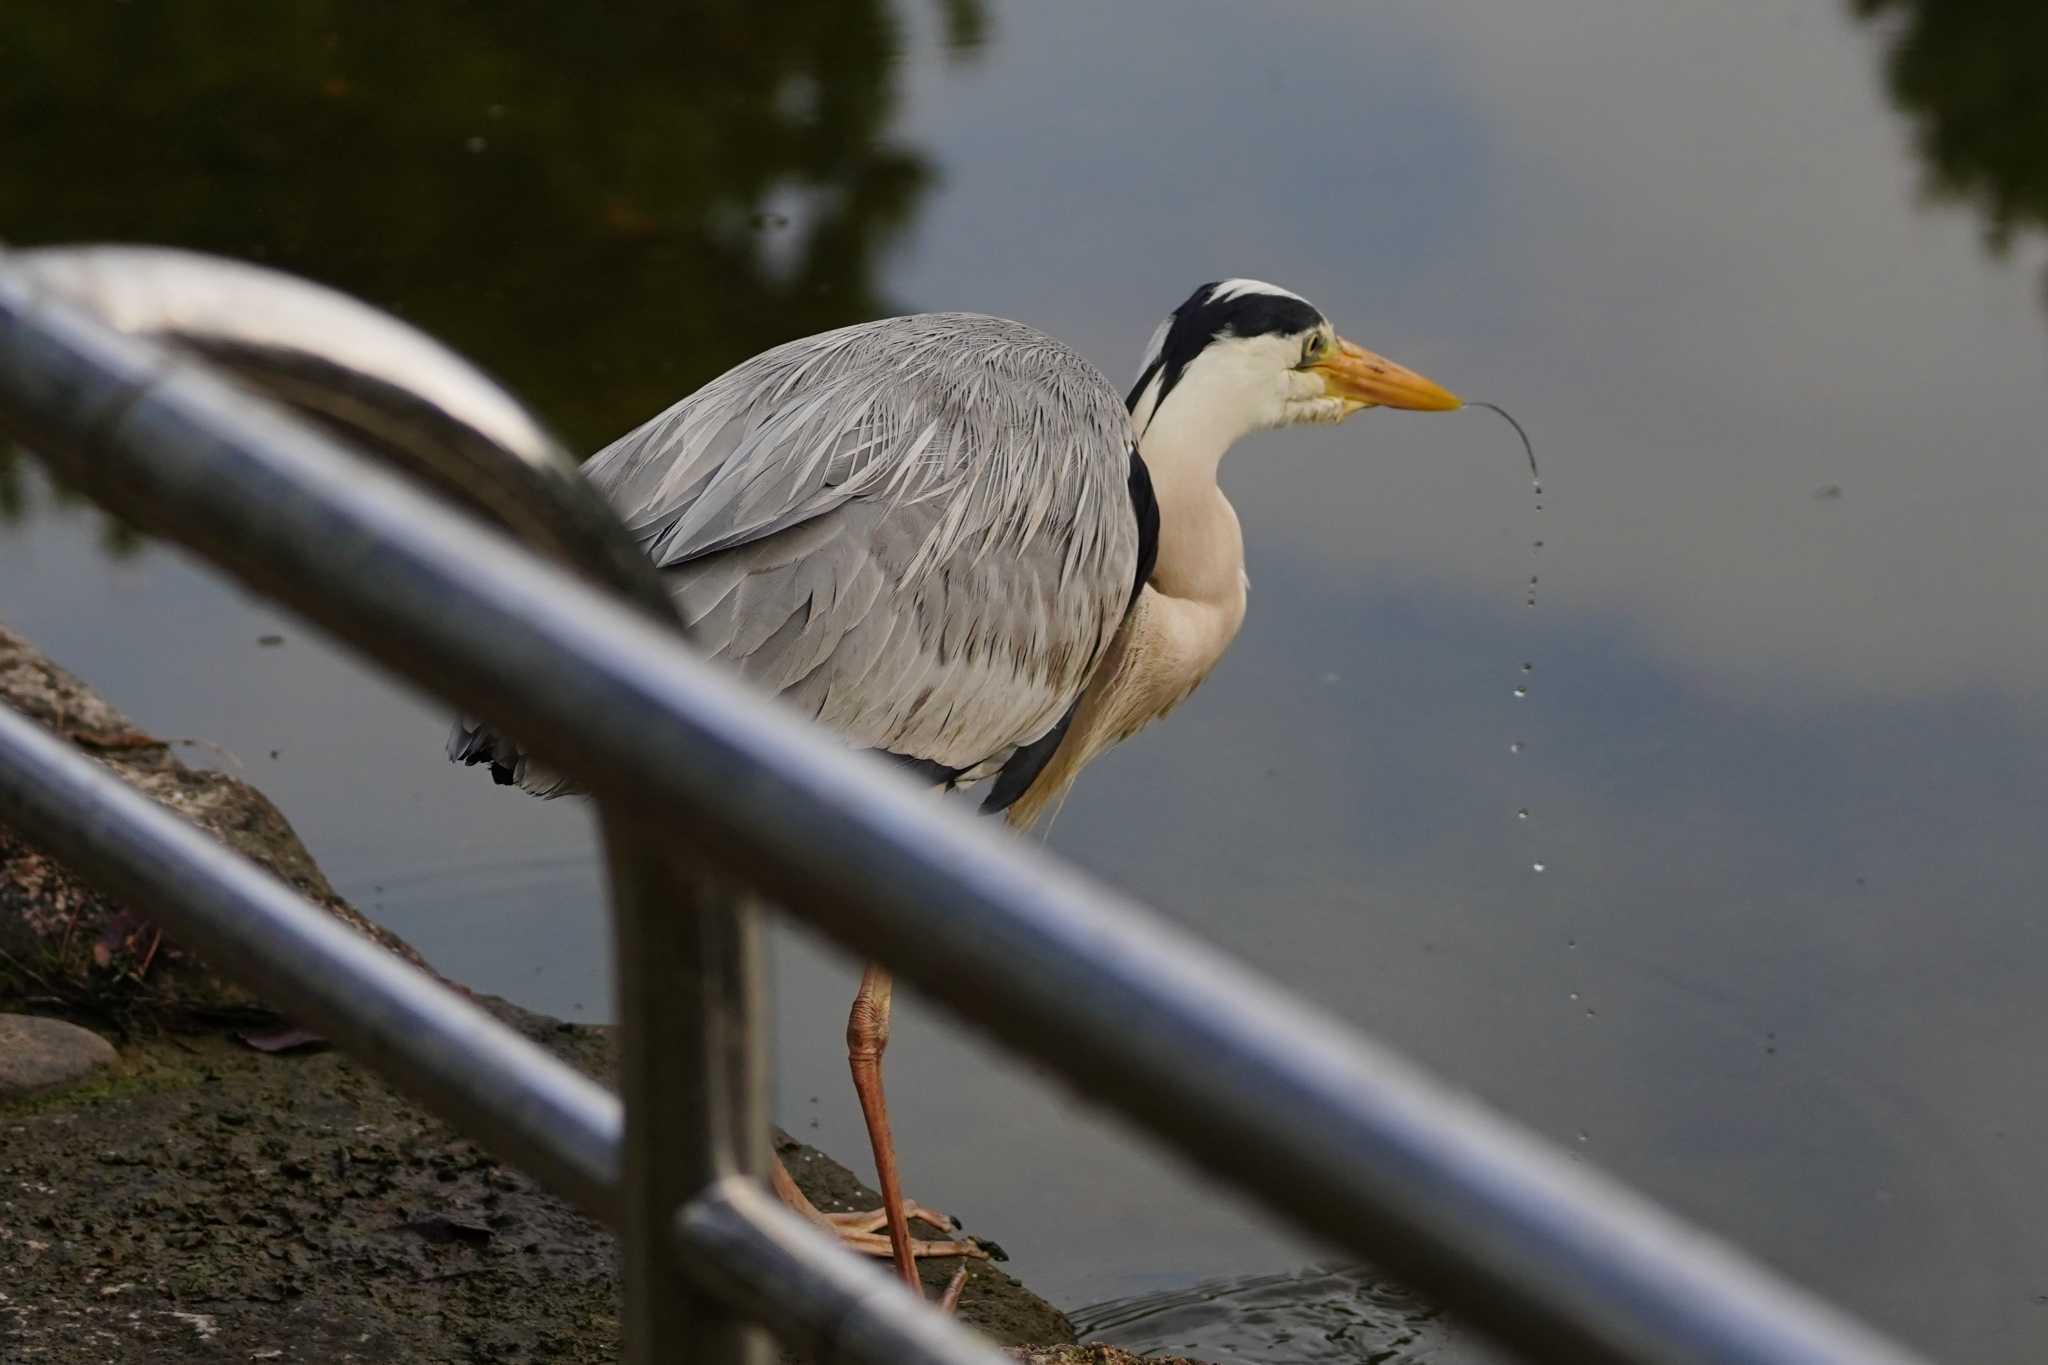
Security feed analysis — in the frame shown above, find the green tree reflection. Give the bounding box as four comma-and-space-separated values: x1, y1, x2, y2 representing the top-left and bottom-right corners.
0, 0, 984, 543
1854, 0, 2048, 294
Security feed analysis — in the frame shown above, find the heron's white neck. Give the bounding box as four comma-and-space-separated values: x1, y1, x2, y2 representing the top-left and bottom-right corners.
1136, 386, 1251, 606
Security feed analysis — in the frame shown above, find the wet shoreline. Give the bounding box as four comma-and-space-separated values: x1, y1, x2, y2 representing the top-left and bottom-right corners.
0, 622, 1114, 1362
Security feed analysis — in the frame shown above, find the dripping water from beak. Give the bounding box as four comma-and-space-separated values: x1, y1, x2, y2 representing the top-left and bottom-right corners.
1466, 400, 1540, 487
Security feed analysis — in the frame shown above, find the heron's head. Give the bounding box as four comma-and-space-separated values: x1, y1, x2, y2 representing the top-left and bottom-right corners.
1126, 279, 1460, 462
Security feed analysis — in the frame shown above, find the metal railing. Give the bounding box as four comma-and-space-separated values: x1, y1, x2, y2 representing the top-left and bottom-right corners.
0, 246, 1937, 1365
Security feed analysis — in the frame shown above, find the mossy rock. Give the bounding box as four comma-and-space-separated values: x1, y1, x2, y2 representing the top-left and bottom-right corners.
0, 1000, 1073, 1363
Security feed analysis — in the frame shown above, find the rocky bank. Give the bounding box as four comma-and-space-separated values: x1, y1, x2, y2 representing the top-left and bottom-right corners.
0, 623, 1192, 1364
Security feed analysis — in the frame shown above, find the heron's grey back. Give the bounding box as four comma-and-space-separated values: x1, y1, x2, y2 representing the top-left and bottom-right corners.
580, 312, 1139, 784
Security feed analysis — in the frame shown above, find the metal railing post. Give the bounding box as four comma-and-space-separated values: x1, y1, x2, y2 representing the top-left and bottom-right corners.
605, 827, 771, 1365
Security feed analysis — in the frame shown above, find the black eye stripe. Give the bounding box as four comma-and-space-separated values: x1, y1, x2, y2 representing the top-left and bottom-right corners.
1126, 282, 1326, 415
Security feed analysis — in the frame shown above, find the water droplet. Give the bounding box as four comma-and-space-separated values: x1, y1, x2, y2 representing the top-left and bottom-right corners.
1516, 808, 1529, 820
1509, 740, 1524, 753
465, 135, 488, 153
1520, 662, 1534, 672
1575, 1130, 1590, 1144
1568, 991, 1580, 1001
1534, 540, 1545, 548
1529, 575, 1539, 585
1567, 937, 1578, 949
1532, 861, 1547, 872
1513, 686, 1528, 698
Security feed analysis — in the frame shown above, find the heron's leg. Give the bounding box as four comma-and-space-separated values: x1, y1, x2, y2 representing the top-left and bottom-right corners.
848, 962, 921, 1291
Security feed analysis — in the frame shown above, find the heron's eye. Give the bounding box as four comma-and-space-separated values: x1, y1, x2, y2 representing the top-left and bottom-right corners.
1300, 334, 1327, 366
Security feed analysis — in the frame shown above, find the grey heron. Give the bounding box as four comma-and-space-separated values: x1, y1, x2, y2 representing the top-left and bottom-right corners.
451, 278, 1461, 1295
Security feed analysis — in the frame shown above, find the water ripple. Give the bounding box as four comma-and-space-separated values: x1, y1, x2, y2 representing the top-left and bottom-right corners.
1071, 1263, 1503, 1364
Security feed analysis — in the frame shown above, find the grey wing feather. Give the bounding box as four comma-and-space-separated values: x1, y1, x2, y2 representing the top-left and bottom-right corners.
458, 312, 1138, 794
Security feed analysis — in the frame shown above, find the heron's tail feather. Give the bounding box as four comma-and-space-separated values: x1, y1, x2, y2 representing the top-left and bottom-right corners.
445, 716, 580, 799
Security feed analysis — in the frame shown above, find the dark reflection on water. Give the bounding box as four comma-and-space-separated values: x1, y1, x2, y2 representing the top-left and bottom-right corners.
1072, 1264, 1501, 1365
0, 0, 981, 517
1853, 0, 2048, 291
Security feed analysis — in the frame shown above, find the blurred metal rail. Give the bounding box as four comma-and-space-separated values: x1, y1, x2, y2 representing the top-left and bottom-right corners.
0, 247, 1939, 1365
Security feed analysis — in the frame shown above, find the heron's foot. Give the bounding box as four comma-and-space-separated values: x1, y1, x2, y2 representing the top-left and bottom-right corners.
822, 1199, 959, 1235
939, 1264, 969, 1313
824, 1218, 988, 1262
771, 1155, 991, 1262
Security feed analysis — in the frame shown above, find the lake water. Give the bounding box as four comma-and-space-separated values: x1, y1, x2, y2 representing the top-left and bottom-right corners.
4, 3, 2046, 1361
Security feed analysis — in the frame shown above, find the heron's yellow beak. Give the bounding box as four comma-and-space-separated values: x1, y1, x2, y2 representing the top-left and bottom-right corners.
1313, 337, 1462, 414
